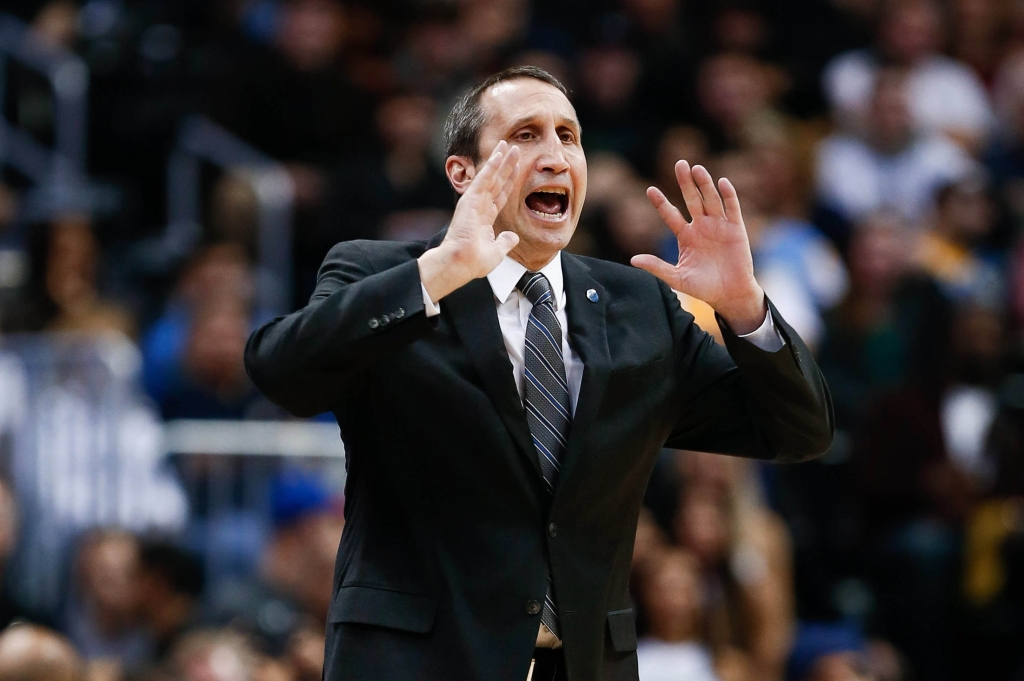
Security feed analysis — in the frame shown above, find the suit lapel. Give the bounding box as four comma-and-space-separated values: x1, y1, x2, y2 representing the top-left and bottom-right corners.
558, 253, 611, 487
425, 229, 610, 490
444, 278, 543, 481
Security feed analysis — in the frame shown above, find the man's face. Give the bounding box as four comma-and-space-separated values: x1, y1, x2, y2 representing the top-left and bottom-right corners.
472, 78, 587, 267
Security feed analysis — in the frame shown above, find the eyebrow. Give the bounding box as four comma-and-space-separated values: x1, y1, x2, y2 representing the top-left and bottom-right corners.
510, 114, 582, 134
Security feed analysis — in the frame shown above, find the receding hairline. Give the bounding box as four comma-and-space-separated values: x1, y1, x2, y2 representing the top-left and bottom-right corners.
443, 66, 572, 161
485, 81, 581, 126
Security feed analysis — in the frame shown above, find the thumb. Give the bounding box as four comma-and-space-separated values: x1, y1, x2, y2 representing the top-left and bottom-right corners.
631, 254, 678, 286
495, 230, 520, 255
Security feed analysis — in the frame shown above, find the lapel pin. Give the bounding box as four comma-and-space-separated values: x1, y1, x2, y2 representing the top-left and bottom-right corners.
586, 289, 599, 302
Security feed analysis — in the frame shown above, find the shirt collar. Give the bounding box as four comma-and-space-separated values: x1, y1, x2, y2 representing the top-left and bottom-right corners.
486, 252, 565, 311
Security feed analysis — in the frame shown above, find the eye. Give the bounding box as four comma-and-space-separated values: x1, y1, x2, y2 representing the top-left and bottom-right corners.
515, 130, 535, 142
560, 131, 576, 143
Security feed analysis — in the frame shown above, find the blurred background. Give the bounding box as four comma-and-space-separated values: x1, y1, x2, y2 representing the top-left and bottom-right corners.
0, 0, 1021, 679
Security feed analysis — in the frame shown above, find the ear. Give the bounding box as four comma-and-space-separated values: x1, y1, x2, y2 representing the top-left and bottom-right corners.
445, 155, 477, 195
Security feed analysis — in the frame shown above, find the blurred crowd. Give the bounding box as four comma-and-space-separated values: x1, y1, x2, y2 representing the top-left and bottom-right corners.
0, 0, 1023, 679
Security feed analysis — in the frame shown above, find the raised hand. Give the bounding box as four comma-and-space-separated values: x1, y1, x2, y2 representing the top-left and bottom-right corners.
419, 141, 522, 302
631, 161, 766, 334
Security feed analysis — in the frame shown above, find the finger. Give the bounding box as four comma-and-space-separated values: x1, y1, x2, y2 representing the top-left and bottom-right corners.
482, 144, 520, 207
718, 176, 743, 224
646, 186, 689, 238
495, 229, 520, 255
692, 165, 724, 217
494, 145, 521, 193
492, 161, 521, 215
467, 140, 509, 196
675, 160, 706, 219
630, 253, 680, 287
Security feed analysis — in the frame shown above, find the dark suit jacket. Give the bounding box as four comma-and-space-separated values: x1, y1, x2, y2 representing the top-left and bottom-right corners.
244, 233, 834, 681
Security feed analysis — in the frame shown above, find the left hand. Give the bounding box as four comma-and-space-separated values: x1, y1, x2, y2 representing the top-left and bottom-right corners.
631, 161, 766, 334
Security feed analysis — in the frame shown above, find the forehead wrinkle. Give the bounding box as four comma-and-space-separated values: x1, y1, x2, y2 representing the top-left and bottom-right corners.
482, 82, 579, 129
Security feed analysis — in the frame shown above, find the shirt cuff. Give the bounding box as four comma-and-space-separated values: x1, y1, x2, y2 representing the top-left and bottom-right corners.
421, 284, 441, 318
736, 307, 785, 352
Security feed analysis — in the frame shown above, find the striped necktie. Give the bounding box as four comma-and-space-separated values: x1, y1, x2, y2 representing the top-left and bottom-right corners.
517, 270, 570, 638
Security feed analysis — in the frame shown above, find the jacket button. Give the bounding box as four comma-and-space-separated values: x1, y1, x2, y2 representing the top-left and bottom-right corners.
548, 523, 558, 538
526, 600, 541, 615
368, 318, 379, 329
380, 314, 391, 326
394, 307, 405, 319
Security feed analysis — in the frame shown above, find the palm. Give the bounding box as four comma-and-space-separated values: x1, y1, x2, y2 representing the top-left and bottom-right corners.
446, 141, 521, 279
633, 161, 758, 312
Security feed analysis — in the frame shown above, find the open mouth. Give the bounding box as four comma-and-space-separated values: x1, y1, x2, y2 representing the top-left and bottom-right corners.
525, 189, 569, 220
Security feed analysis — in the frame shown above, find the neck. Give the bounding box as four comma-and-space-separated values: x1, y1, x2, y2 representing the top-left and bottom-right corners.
509, 248, 559, 272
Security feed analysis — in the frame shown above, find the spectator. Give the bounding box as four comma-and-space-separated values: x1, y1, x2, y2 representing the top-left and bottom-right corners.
986, 51, 1024, 228
158, 297, 267, 420
635, 548, 721, 681
915, 176, 1003, 306
653, 127, 712, 216
633, 507, 670, 575
40, 217, 134, 339
0, 624, 85, 681
782, 216, 936, 625
602, 180, 671, 266
574, 39, 652, 165
817, 213, 945, 429
620, 0, 696, 125
167, 628, 258, 681
0, 478, 49, 633
217, 0, 375, 302
816, 67, 978, 227
260, 472, 344, 625
227, 0, 374, 169
950, 0, 1010, 86
65, 530, 151, 670
135, 541, 205, 660
823, 0, 995, 151
0, 329, 186, 617
457, 0, 530, 64
986, 53, 1024, 334
716, 150, 848, 350
855, 299, 1006, 681
964, 375, 1024, 679
672, 451, 795, 681
391, 6, 474, 98
696, 52, 788, 153
321, 93, 453, 247
140, 243, 261, 407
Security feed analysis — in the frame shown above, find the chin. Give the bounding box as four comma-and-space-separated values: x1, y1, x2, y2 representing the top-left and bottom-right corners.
514, 226, 575, 265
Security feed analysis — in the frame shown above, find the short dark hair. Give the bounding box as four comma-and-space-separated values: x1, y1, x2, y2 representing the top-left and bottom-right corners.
139, 540, 205, 598
443, 66, 569, 162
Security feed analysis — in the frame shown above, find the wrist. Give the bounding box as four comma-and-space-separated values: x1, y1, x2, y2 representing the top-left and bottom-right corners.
716, 286, 766, 335
417, 245, 474, 303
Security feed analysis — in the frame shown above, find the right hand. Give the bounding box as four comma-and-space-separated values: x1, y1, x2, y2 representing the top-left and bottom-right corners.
419, 141, 521, 302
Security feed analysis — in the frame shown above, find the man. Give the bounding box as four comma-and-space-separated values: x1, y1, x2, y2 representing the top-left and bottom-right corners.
245, 66, 833, 681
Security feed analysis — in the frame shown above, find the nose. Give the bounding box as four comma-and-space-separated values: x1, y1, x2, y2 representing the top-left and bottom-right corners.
535, 132, 569, 174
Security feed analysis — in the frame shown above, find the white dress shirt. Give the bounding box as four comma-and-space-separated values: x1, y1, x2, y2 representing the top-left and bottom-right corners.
420, 253, 784, 382
484, 254, 584, 411
419, 253, 783, 650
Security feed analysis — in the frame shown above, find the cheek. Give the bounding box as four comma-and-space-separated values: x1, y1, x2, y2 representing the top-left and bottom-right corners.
573, 162, 588, 211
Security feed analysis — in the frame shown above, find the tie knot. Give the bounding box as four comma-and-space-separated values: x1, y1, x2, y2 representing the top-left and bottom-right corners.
516, 271, 554, 306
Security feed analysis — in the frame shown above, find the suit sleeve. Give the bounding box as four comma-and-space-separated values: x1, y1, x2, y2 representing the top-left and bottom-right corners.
660, 283, 834, 463
244, 241, 432, 417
